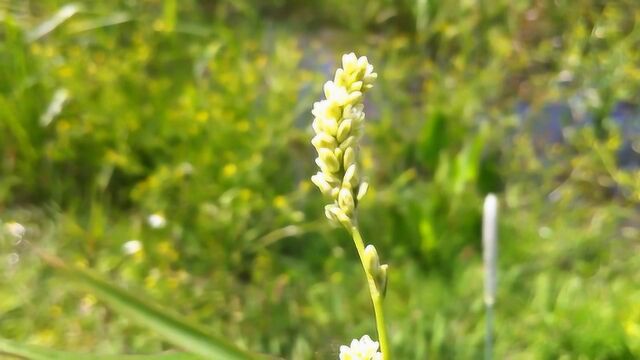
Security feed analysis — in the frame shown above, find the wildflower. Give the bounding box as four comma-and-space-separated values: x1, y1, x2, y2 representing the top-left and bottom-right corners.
222, 163, 237, 178
311, 53, 377, 227
176, 162, 194, 177
314, 54, 390, 360
339, 335, 382, 360
147, 213, 167, 229
122, 240, 143, 255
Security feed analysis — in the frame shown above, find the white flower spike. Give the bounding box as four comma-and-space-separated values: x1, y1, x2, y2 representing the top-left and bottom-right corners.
314, 54, 390, 360
339, 335, 382, 360
311, 53, 377, 227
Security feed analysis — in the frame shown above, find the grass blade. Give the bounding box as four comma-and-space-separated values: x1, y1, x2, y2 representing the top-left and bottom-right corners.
27, 3, 82, 41
0, 338, 200, 360
39, 253, 258, 360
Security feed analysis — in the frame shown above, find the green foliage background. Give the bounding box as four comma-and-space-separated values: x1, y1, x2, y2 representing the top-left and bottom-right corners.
1, 0, 639, 358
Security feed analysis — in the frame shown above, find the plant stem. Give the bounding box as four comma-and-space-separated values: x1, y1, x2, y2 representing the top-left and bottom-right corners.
350, 226, 391, 360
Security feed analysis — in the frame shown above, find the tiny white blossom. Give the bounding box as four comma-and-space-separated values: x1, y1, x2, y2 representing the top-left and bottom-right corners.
147, 213, 167, 229
177, 162, 194, 176
4, 222, 26, 238
339, 335, 382, 360
122, 240, 143, 255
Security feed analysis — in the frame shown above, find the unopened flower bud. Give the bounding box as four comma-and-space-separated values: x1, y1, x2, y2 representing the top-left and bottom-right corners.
334, 68, 346, 87
347, 91, 362, 105
311, 133, 337, 150
349, 81, 363, 92
311, 173, 333, 195
364, 245, 380, 278
343, 165, 358, 187
342, 52, 358, 73
315, 158, 330, 174
334, 147, 344, 165
337, 119, 352, 142
322, 117, 339, 136
339, 136, 356, 151
312, 118, 322, 133
343, 147, 355, 169
324, 204, 339, 222
357, 182, 369, 201
325, 81, 350, 106
324, 172, 341, 187
357, 55, 368, 65
378, 264, 388, 297
338, 188, 355, 214
323, 81, 336, 99
326, 205, 352, 228
319, 148, 340, 173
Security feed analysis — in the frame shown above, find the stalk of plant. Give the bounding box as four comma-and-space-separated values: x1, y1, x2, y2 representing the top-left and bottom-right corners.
482, 193, 499, 360
310, 53, 390, 360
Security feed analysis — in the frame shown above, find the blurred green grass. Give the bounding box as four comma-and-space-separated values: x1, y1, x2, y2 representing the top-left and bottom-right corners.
1, 0, 639, 358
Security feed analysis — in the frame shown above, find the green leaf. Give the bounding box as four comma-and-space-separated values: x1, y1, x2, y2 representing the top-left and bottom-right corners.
39, 253, 259, 360
0, 338, 200, 360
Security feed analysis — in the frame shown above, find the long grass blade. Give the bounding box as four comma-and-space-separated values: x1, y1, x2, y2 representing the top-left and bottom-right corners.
27, 3, 82, 41
39, 253, 257, 360
0, 338, 200, 360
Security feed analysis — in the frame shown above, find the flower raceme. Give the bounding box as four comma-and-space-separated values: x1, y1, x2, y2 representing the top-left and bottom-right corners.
312, 54, 390, 360
311, 53, 377, 227
339, 335, 382, 360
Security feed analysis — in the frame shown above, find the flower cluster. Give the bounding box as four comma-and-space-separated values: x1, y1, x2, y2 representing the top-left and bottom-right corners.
339, 335, 382, 360
311, 53, 377, 227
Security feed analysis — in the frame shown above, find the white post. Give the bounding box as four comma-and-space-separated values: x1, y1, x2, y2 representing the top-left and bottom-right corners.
482, 193, 499, 360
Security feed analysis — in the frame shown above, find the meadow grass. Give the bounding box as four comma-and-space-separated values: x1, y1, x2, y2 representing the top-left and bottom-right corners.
1, 1, 639, 358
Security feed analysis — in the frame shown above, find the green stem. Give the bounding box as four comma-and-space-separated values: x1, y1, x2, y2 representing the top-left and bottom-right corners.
350, 226, 391, 360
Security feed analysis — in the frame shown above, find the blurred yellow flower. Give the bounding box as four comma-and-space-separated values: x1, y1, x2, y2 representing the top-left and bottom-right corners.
195, 111, 209, 123
273, 195, 288, 209
157, 241, 178, 262
222, 163, 238, 177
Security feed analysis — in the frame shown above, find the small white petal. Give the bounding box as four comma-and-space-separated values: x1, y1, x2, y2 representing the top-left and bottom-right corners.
338, 335, 382, 360
122, 240, 143, 255
147, 213, 166, 229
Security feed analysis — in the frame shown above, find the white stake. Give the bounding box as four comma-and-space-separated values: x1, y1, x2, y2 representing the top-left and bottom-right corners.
482, 193, 499, 360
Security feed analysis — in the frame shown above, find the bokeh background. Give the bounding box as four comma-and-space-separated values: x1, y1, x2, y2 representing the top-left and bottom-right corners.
1, 0, 640, 358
